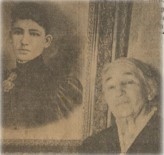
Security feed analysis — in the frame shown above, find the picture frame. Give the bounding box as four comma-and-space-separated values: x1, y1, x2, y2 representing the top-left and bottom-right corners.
2, 0, 161, 153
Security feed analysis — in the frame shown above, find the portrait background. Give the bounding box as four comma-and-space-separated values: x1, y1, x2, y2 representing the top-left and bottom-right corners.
2, 1, 89, 85
2, 1, 89, 152
2, 0, 161, 153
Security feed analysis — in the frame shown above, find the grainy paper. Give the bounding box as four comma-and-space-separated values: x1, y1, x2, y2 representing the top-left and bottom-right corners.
1, 0, 162, 154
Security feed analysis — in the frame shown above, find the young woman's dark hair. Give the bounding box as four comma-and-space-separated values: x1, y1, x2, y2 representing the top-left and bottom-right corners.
11, 2, 51, 34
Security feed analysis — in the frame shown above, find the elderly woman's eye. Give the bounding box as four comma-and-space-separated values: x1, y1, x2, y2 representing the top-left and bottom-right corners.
121, 80, 135, 86
107, 85, 115, 90
127, 80, 135, 84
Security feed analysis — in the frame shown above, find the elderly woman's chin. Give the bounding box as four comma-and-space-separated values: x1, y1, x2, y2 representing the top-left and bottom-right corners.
112, 108, 134, 119
111, 104, 144, 119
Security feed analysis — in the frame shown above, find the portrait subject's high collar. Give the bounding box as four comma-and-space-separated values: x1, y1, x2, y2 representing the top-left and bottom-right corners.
16, 55, 45, 73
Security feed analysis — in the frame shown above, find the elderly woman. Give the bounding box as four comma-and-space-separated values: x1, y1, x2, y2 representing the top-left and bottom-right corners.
79, 58, 160, 153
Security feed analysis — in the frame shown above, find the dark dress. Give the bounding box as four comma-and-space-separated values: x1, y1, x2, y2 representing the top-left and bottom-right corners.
78, 112, 161, 154
2, 55, 82, 129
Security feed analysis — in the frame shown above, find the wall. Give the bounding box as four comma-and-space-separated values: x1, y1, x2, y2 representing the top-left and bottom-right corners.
128, 2, 161, 71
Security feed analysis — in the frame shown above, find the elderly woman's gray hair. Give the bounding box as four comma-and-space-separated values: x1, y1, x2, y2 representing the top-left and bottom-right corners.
102, 58, 160, 104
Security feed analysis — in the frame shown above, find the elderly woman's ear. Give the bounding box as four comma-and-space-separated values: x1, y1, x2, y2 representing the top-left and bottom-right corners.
146, 78, 158, 101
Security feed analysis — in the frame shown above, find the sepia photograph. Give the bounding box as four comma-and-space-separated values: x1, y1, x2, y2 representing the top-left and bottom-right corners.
1, 0, 162, 154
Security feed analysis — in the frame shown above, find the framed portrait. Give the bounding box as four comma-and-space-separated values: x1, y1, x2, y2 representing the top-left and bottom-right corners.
1, 0, 161, 153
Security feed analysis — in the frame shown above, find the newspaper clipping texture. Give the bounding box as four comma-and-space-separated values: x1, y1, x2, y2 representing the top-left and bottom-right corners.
1, 0, 162, 154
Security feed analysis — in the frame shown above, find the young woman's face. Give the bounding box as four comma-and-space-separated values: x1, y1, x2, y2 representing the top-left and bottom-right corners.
103, 62, 148, 119
11, 19, 51, 63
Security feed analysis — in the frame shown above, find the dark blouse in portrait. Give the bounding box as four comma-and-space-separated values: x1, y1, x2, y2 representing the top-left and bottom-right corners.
2, 55, 82, 129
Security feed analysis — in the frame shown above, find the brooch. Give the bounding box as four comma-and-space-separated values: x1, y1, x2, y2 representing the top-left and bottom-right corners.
3, 72, 17, 92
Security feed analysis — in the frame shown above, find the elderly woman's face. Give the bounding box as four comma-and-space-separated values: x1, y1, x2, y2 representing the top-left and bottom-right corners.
103, 62, 147, 119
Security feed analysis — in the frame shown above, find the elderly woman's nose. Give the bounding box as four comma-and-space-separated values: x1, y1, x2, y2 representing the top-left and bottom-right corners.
115, 85, 126, 96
